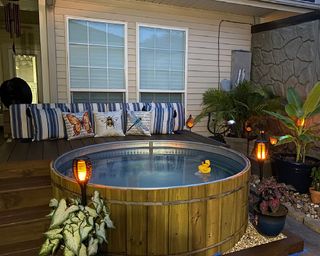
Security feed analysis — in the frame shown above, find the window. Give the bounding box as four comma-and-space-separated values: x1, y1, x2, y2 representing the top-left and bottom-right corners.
138, 25, 187, 103
67, 18, 127, 103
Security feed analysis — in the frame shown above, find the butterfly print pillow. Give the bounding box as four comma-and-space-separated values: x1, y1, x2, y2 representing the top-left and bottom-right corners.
62, 111, 94, 140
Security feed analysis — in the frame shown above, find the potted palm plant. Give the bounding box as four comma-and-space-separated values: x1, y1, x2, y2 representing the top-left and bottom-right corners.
195, 81, 281, 153
265, 82, 320, 193
310, 167, 320, 204
254, 177, 289, 237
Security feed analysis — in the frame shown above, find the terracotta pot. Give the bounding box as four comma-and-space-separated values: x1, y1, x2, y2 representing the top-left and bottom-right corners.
309, 187, 320, 204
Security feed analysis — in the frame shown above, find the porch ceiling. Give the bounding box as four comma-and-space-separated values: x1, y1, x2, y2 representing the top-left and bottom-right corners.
137, 0, 313, 16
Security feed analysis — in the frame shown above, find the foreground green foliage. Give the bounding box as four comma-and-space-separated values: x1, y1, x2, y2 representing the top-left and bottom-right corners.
39, 191, 114, 256
265, 82, 320, 163
196, 81, 281, 137
311, 167, 320, 191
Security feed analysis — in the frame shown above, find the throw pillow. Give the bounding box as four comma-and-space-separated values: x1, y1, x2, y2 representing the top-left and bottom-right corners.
150, 106, 175, 135
62, 111, 94, 140
29, 107, 66, 141
94, 111, 125, 137
126, 111, 151, 136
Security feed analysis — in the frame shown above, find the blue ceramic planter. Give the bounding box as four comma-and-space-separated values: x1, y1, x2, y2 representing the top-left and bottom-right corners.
255, 204, 288, 237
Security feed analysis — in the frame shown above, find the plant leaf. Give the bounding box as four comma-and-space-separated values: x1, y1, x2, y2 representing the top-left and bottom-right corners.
79, 243, 88, 256
104, 214, 115, 229
80, 224, 93, 242
95, 222, 107, 243
39, 239, 54, 256
303, 82, 320, 117
264, 110, 296, 130
50, 199, 67, 228
287, 87, 302, 109
88, 238, 99, 256
85, 206, 98, 218
63, 229, 81, 255
63, 246, 75, 256
49, 198, 59, 208
276, 135, 296, 146
44, 228, 63, 240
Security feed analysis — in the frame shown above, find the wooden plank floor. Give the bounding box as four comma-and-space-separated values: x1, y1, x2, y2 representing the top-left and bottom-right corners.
0, 131, 225, 164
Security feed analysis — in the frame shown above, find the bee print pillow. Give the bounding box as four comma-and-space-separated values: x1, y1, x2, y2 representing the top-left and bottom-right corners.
62, 111, 95, 140
94, 111, 125, 137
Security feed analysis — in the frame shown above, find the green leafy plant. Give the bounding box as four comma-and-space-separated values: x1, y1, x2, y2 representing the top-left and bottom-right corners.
265, 82, 320, 163
196, 81, 281, 137
39, 191, 114, 256
311, 167, 320, 191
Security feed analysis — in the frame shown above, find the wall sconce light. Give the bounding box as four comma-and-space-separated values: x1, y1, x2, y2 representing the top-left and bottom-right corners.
186, 114, 195, 131
73, 157, 92, 205
254, 132, 268, 180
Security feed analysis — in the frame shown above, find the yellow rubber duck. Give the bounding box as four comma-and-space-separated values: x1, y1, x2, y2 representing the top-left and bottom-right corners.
198, 160, 211, 174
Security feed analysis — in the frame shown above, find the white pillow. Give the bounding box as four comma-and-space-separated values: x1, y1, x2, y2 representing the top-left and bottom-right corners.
62, 111, 94, 140
126, 111, 151, 136
94, 111, 125, 137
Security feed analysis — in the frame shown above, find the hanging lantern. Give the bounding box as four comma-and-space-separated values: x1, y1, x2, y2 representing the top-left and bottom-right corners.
186, 114, 194, 130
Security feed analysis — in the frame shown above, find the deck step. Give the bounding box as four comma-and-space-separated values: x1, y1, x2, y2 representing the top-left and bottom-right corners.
0, 239, 44, 256
0, 176, 52, 212
0, 205, 50, 247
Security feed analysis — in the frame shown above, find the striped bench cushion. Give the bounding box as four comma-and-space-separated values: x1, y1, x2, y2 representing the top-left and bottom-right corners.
29, 107, 66, 141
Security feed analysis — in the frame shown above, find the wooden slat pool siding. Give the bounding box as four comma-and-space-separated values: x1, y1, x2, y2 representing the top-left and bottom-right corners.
0, 131, 224, 163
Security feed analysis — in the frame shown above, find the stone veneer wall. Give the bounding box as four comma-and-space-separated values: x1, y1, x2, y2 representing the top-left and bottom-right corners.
251, 19, 320, 97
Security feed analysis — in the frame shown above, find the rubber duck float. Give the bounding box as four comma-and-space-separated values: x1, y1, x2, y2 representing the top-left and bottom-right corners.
198, 160, 211, 174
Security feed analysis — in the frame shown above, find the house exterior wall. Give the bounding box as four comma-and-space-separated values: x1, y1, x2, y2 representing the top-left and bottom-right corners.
251, 19, 320, 98
52, 0, 252, 135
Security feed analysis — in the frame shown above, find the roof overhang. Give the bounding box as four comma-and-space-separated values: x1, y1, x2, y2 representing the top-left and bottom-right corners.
138, 0, 319, 16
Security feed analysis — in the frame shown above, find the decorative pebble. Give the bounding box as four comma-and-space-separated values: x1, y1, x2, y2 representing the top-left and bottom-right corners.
225, 222, 286, 254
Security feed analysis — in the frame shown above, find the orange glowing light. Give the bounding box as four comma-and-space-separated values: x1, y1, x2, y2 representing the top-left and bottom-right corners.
186, 115, 194, 129
73, 158, 92, 184
269, 137, 278, 145
256, 142, 267, 161
296, 118, 305, 127
245, 126, 252, 132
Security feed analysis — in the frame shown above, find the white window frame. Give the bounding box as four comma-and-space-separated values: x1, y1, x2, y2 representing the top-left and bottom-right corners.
136, 23, 188, 109
65, 16, 128, 102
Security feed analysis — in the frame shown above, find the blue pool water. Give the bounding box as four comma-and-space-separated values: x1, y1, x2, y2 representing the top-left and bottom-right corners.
57, 147, 245, 189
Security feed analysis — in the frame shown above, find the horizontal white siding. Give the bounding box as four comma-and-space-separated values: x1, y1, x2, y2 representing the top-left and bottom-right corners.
53, 0, 252, 135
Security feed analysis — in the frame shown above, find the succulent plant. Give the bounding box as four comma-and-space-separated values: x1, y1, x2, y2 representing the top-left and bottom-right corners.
39, 191, 114, 256
311, 167, 320, 191
256, 177, 289, 215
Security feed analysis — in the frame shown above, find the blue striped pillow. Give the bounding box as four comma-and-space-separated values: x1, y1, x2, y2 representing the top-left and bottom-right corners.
150, 106, 175, 135
29, 107, 66, 141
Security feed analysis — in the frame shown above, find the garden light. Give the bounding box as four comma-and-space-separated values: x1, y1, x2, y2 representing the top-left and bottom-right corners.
245, 121, 252, 156
186, 114, 195, 131
254, 132, 269, 180
73, 157, 92, 205
269, 136, 278, 145
296, 118, 305, 127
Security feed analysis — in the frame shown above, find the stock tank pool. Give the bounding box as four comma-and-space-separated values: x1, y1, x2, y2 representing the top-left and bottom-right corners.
51, 140, 251, 255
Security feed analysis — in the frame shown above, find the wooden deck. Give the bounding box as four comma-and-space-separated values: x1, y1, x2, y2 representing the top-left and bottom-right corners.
0, 131, 224, 164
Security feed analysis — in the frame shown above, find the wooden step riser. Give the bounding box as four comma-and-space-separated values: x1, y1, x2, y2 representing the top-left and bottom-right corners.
0, 219, 49, 247
0, 248, 40, 256
0, 187, 52, 212
0, 161, 51, 180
